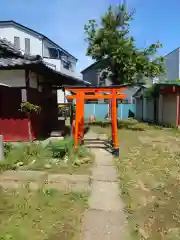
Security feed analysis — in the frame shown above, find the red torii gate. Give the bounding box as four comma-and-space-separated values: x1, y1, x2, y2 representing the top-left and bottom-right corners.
64, 85, 127, 156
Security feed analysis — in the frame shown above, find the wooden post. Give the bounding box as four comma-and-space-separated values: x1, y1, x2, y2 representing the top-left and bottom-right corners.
74, 93, 80, 149
111, 89, 119, 156
79, 92, 84, 144
176, 91, 180, 127
0, 135, 4, 161
110, 100, 114, 146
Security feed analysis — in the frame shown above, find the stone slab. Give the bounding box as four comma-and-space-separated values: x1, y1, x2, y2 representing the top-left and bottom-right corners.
92, 166, 117, 182
45, 182, 91, 192
89, 181, 124, 211
94, 149, 114, 166
47, 174, 89, 183
81, 210, 126, 240
0, 180, 39, 190
0, 170, 47, 182
0, 180, 90, 192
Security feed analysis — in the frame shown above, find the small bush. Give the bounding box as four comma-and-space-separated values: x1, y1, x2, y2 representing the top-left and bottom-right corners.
2, 142, 52, 170
73, 145, 92, 159
4, 143, 13, 158
48, 137, 74, 158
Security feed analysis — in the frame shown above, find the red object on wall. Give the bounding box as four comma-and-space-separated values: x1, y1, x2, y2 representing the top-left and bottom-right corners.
0, 83, 59, 142
0, 118, 33, 142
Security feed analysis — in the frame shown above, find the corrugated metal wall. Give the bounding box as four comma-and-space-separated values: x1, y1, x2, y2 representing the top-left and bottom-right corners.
135, 99, 143, 120
84, 103, 135, 120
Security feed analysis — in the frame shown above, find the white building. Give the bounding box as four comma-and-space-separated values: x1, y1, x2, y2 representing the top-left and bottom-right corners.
0, 20, 80, 103
159, 48, 180, 82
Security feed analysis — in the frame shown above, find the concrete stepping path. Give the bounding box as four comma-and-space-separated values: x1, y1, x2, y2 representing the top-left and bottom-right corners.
0, 170, 90, 192
81, 131, 127, 240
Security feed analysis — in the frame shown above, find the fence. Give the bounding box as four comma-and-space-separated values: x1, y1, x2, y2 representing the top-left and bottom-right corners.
84, 103, 136, 120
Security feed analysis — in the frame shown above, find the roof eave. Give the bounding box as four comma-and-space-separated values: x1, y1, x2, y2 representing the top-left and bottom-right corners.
0, 20, 78, 61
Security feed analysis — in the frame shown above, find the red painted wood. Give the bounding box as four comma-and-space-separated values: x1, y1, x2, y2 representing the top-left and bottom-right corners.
160, 86, 180, 95
0, 85, 59, 142
0, 87, 32, 141
177, 92, 180, 127
0, 118, 34, 142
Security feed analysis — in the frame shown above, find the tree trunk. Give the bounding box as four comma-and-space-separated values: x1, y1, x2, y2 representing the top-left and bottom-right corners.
27, 115, 32, 142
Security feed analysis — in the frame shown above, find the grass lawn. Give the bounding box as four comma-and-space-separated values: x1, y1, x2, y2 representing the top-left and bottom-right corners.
91, 119, 180, 239
0, 187, 88, 240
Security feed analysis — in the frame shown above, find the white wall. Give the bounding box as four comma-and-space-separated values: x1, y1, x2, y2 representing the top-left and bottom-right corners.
43, 40, 77, 75
0, 24, 78, 79
43, 58, 80, 78
57, 90, 65, 103
0, 70, 25, 87
57, 90, 73, 104
0, 26, 42, 56
43, 58, 60, 71
160, 48, 180, 82
29, 71, 38, 89
0, 69, 40, 90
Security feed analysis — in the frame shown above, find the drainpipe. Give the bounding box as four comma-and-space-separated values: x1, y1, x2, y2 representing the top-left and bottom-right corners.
120, 103, 123, 120
93, 104, 96, 116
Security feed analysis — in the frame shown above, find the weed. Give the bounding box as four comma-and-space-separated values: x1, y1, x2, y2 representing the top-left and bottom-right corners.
0, 187, 88, 240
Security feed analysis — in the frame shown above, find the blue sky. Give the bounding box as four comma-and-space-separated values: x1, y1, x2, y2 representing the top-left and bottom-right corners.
0, 0, 180, 73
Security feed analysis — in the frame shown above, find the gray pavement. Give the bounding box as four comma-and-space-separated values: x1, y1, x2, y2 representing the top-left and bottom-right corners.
81, 131, 127, 240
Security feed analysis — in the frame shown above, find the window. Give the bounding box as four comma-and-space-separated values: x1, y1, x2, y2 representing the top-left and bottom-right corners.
61, 55, 68, 62
48, 48, 59, 59
62, 60, 71, 70
61, 55, 71, 69
25, 38, 30, 54
14, 36, 20, 49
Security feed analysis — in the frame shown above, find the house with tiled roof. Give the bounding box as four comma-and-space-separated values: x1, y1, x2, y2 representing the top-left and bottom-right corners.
0, 37, 89, 141
0, 20, 89, 103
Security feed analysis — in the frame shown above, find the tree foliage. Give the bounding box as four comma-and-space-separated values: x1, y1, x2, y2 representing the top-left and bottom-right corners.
84, 4, 166, 84
20, 102, 41, 115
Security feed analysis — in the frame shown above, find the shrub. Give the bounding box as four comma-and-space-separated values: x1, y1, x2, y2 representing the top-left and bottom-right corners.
4, 143, 13, 158
2, 142, 52, 170
48, 137, 74, 159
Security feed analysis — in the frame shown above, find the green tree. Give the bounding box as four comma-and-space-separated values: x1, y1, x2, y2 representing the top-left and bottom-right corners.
84, 4, 166, 84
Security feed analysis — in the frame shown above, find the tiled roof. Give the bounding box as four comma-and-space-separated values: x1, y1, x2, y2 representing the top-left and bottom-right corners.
0, 21, 77, 60
0, 37, 41, 60
0, 57, 40, 67
0, 37, 90, 85
0, 57, 90, 84
0, 37, 23, 57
